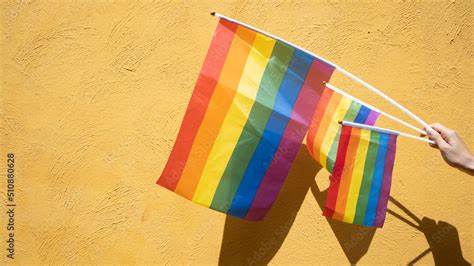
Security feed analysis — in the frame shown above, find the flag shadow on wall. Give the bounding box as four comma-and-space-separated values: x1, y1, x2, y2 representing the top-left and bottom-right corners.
310, 180, 376, 264
219, 145, 375, 265
218, 145, 470, 265
218, 145, 321, 265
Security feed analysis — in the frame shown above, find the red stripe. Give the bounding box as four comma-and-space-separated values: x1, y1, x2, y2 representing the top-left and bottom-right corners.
157, 20, 237, 190
323, 125, 352, 218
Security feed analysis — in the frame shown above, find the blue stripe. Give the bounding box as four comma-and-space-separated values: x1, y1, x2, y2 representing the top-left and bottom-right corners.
226, 50, 313, 218
353, 105, 371, 124
363, 132, 389, 226
209, 41, 294, 212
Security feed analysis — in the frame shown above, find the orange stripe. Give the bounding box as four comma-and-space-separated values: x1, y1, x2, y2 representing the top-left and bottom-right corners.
307, 88, 333, 156
174, 26, 257, 199
332, 127, 361, 220
311, 91, 342, 158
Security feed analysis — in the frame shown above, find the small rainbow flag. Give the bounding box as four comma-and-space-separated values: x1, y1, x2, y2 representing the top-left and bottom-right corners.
157, 19, 335, 221
306, 85, 380, 173
323, 124, 398, 227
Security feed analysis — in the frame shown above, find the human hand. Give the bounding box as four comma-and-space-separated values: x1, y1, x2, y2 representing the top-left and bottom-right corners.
424, 123, 474, 175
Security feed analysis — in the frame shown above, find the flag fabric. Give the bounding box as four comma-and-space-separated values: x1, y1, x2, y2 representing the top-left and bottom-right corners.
157, 19, 335, 221
323, 124, 398, 227
306, 86, 380, 173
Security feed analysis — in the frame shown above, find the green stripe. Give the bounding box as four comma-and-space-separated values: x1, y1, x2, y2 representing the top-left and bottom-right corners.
210, 41, 294, 212
353, 130, 380, 225
327, 101, 361, 173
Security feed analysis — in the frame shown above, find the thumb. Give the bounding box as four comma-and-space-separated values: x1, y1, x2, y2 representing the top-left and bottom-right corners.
426, 127, 450, 150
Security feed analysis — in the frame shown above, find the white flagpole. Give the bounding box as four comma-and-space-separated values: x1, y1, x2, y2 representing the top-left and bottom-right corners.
341, 121, 434, 144
325, 83, 427, 135
335, 68, 432, 130
211, 12, 433, 131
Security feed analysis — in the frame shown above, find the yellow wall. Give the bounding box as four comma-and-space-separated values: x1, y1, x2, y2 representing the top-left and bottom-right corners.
1, 1, 472, 264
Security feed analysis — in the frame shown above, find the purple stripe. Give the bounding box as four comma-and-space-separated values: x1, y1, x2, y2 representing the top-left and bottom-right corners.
373, 134, 397, 227
244, 59, 335, 221
365, 110, 380, 126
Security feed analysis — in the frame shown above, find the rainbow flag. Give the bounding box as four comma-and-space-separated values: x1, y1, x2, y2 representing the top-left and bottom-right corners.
157, 19, 335, 221
306, 86, 380, 173
323, 124, 398, 227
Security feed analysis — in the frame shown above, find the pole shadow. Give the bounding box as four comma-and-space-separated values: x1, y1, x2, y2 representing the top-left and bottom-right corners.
310, 178, 471, 265
218, 144, 470, 265
218, 145, 322, 265
388, 197, 470, 265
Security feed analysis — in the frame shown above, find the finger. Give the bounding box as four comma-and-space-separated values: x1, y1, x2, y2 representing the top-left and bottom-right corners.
430, 123, 457, 143
430, 123, 450, 134
426, 127, 450, 150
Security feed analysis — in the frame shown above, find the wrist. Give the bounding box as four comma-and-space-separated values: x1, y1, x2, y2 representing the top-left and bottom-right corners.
466, 155, 474, 171
461, 154, 474, 172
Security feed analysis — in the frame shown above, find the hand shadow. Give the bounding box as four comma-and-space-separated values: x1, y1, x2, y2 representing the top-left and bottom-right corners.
218, 145, 322, 265
218, 144, 470, 265
388, 197, 470, 265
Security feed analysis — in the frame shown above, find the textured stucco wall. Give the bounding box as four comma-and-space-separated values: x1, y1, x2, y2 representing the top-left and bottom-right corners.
1, 0, 472, 264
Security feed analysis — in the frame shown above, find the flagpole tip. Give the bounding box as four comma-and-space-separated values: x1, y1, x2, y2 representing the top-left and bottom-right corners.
210, 11, 216, 16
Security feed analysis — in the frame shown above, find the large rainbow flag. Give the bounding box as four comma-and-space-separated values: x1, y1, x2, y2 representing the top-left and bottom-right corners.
323, 124, 398, 227
306, 85, 380, 173
157, 19, 335, 221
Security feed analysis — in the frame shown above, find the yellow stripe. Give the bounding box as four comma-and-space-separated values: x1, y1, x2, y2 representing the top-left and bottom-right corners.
192, 33, 276, 207
342, 129, 371, 223
319, 97, 352, 168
